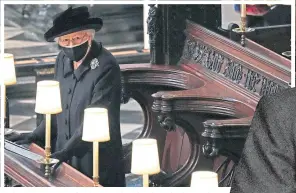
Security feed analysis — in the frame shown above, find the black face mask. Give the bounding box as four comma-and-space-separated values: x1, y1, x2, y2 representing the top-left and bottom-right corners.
62, 41, 89, 62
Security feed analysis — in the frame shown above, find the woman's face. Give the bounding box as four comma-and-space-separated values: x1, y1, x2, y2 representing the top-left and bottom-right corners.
58, 30, 92, 48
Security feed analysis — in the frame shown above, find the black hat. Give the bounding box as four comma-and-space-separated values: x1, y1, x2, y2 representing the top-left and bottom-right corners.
44, 6, 103, 42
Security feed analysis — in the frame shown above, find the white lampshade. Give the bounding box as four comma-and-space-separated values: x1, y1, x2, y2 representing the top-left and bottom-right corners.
131, 138, 160, 175
191, 171, 218, 188
82, 108, 110, 142
35, 80, 62, 114
1, 53, 17, 86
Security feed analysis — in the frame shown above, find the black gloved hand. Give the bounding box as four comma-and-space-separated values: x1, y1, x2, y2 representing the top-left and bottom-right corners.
5, 133, 36, 145
50, 160, 64, 177
49, 149, 72, 177
50, 149, 70, 162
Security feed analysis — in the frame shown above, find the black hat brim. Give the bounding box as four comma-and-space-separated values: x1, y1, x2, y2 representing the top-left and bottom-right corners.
44, 17, 103, 42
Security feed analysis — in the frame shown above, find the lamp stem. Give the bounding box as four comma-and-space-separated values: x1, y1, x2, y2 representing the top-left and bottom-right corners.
240, 4, 246, 18
45, 114, 51, 156
143, 174, 149, 187
240, 4, 246, 46
3, 85, 6, 120
45, 113, 51, 177
93, 141, 99, 187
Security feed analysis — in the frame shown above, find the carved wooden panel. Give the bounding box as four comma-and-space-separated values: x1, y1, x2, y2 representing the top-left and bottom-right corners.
181, 20, 290, 97
182, 37, 286, 96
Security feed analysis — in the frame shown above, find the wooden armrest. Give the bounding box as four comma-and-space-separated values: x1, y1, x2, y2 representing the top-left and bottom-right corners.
201, 117, 252, 160
152, 88, 254, 118
204, 117, 252, 127
202, 117, 252, 139
121, 64, 205, 90
152, 87, 216, 100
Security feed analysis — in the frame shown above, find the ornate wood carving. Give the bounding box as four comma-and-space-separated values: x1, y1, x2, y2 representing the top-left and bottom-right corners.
147, 5, 163, 64
182, 37, 286, 96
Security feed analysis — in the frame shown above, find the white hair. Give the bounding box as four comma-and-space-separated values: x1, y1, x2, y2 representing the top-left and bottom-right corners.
86, 29, 95, 39
54, 29, 95, 42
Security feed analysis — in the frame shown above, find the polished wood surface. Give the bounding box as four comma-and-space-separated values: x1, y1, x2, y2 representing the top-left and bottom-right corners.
5, 141, 96, 187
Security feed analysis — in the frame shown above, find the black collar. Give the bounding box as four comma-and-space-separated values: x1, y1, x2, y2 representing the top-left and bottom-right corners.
63, 41, 102, 81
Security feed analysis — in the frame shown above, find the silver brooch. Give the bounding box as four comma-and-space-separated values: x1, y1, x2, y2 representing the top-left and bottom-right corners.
90, 58, 99, 70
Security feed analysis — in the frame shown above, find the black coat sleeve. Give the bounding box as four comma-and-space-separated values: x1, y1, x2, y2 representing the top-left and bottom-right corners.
60, 63, 121, 158
231, 96, 296, 193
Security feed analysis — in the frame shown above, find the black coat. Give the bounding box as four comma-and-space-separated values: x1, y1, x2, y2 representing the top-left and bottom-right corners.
231, 87, 296, 193
32, 41, 125, 187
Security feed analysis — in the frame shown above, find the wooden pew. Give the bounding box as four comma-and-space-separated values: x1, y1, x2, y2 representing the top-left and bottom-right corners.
150, 20, 290, 187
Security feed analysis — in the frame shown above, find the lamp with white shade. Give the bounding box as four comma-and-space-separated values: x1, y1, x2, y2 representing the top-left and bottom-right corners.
1, 53, 17, 86
131, 138, 160, 187
82, 107, 110, 187
191, 171, 218, 188
35, 80, 62, 177
1, 53, 17, 129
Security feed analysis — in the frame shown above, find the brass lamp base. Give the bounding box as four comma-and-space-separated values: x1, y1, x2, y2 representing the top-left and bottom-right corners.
93, 176, 99, 187
37, 158, 59, 177
232, 27, 255, 33
232, 27, 255, 47
282, 51, 291, 58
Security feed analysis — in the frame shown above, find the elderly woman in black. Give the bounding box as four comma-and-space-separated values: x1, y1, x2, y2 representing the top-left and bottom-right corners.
7, 6, 125, 187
